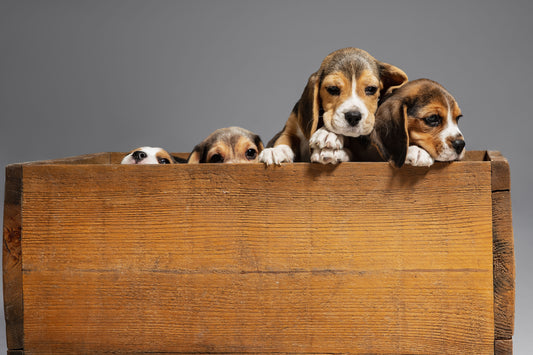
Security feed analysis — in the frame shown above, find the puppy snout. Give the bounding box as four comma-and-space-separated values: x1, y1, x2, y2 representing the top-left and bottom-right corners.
132, 150, 147, 162
452, 139, 466, 154
345, 111, 362, 127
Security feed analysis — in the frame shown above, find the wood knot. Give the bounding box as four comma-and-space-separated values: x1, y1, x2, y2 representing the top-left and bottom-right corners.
3, 225, 21, 262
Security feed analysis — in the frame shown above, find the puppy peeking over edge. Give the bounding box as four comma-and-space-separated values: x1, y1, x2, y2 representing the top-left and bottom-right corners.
187, 126, 264, 164
369, 78, 465, 167
121, 147, 183, 164
259, 47, 408, 165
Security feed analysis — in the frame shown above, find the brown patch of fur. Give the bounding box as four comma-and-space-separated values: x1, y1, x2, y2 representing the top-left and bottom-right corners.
154, 150, 175, 164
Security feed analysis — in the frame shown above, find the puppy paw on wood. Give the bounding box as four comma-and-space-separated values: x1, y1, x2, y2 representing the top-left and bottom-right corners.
310, 147, 351, 164
405, 146, 435, 167
259, 145, 295, 165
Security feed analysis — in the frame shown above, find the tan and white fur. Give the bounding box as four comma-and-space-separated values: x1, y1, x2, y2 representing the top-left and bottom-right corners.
187, 126, 264, 164
121, 146, 177, 165
259, 47, 408, 165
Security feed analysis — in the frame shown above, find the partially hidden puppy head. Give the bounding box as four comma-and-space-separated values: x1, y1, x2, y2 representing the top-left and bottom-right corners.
121, 147, 177, 164
187, 127, 264, 164
373, 78, 465, 167
297, 47, 408, 139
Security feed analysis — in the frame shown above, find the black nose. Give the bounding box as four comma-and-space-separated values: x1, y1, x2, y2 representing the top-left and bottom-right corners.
132, 150, 147, 162
345, 111, 362, 126
452, 139, 466, 154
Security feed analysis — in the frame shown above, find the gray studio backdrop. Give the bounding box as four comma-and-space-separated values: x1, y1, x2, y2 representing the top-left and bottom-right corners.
1, 0, 532, 352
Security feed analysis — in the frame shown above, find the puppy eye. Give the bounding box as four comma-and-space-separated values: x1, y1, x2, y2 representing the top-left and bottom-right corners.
326, 86, 341, 96
209, 153, 224, 163
245, 148, 257, 160
365, 86, 378, 96
423, 114, 442, 127
157, 158, 171, 164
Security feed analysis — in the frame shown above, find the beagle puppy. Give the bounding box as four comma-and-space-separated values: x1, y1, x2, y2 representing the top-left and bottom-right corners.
121, 146, 183, 164
259, 47, 408, 165
187, 126, 264, 164
368, 78, 465, 167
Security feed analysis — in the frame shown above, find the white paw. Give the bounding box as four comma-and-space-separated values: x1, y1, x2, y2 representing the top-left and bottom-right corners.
259, 145, 295, 165
309, 128, 344, 150
310, 148, 351, 165
405, 146, 434, 167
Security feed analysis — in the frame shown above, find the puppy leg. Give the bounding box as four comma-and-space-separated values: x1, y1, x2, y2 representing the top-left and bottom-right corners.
405, 146, 434, 167
259, 145, 295, 165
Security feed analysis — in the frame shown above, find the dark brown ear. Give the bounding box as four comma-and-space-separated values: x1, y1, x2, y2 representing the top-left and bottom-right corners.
187, 143, 206, 164
379, 62, 408, 98
253, 134, 264, 153
371, 98, 409, 168
172, 155, 188, 164
296, 72, 321, 139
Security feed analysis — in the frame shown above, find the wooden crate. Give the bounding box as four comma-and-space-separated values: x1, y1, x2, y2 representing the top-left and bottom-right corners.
3, 151, 514, 354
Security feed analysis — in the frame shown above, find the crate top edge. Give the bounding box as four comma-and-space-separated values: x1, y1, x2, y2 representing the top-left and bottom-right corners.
6, 150, 495, 167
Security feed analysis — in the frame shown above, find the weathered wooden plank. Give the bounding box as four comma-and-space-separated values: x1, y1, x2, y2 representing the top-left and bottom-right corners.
487, 151, 511, 191
3, 165, 24, 351
487, 150, 515, 349
495, 338, 513, 354
21, 163, 493, 273
19, 161, 494, 354
20, 152, 112, 166
23, 270, 493, 354
110, 151, 131, 164
492, 190, 515, 340
463, 150, 487, 161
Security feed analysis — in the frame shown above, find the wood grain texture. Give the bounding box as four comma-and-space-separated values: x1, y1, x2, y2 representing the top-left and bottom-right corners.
487, 151, 515, 350
495, 338, 513, 354
3, 165, 24, 351
463, 150, 487, 161
487, 151, 511, 191
492, 191, 515, 340
20, 152, 112, 166
16, 161, 494, 354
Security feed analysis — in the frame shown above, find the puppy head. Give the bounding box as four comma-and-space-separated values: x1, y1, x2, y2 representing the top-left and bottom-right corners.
187, 127, 264, 164
373, 79, 465, 167
297, 47, 408, 139
405, 79, 465, 162
121, 147, 176, 164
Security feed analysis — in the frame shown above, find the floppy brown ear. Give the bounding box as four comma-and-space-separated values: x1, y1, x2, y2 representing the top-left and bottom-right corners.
187, 143, 206, 164
379, 62, 408, 98
254, 135, 264, 153
172, 155, 188, 164
296, 72, 321, 139
371, 98, 409, 168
